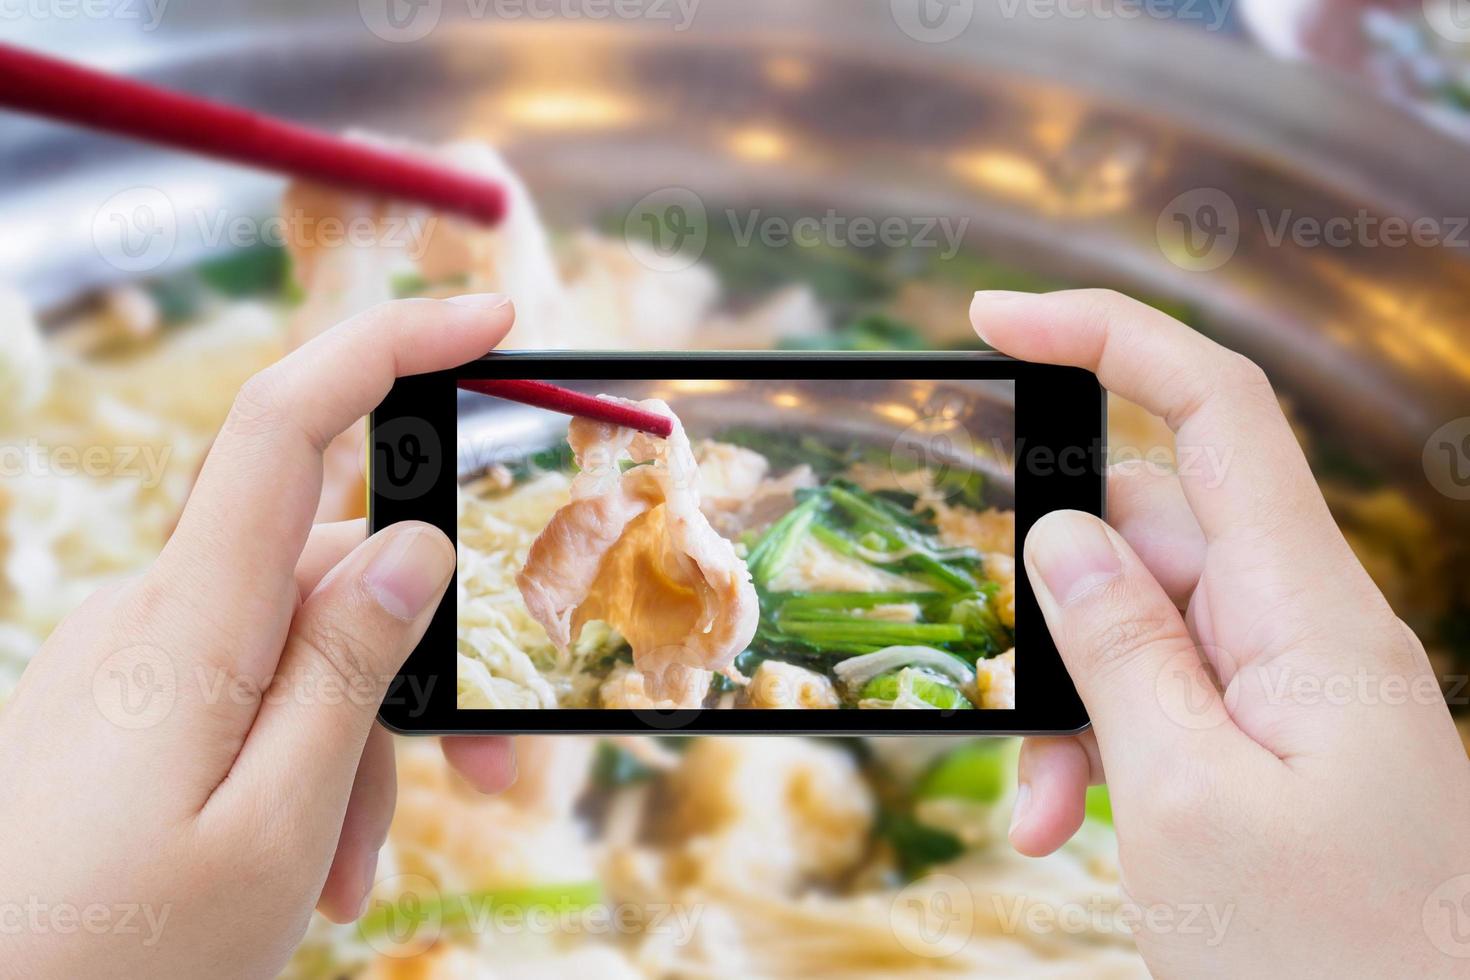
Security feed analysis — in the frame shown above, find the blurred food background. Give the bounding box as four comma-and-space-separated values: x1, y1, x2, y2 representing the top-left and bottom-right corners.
2, 1, 1468, 976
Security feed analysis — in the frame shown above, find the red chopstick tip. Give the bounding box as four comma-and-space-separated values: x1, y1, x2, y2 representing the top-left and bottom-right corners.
0, 42, 508, 227
458, 379, 674, 439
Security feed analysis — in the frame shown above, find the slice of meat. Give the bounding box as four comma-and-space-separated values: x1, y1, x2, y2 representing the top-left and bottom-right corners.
517, 399, 759, 701
694, 438, 817, 539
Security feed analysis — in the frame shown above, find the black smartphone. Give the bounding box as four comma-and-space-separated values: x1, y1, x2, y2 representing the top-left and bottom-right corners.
371, 352, 1103, 735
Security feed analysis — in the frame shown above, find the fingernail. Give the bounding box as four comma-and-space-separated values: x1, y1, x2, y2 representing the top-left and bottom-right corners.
447, 292, 510, 309
1009, 781, 1032, 838
969, 290, 1031, 343
364, 527, 454, 621
971, 290, 1032, 305
1027, 513, 1122, 607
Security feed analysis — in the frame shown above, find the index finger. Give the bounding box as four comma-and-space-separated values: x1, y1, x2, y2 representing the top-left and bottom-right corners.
158, 295, 512, 689
970, 289, 1337, 550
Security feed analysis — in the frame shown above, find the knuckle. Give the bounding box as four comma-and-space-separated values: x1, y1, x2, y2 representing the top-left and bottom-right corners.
227, 370, 290, 439
1078, 603, 1180, 677
293, 614, 381, 694
1073, 288, 1135, 329
1221, 349, 1273, 397
109, 569, 181, 638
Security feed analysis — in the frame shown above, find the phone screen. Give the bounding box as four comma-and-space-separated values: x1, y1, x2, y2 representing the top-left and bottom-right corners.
372, 353, 1099, 735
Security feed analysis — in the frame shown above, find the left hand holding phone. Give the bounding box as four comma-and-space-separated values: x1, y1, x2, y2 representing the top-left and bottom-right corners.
0, 295, 519, 979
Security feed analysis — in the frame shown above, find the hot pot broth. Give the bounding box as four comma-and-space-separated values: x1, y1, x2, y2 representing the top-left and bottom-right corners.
458, 423, 1016, 711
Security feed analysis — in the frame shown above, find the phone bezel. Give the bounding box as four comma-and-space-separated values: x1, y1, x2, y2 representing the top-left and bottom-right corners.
372, 351, 1102, 736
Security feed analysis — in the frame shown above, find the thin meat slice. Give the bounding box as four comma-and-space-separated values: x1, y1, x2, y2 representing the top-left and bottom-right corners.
517, 399, 759, 704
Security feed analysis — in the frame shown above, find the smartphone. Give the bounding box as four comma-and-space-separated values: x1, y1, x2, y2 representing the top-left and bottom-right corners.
371, 352, 1103, 735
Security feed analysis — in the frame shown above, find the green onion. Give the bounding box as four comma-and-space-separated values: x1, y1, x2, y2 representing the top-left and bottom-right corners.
1085, 785, 1114, 825
747, 496, 820, 586
357, 882, 604, 946
916, 740, 1007, 803
777, 620, 965, 645
860, 669, 970, 710
772, 591, 940, 613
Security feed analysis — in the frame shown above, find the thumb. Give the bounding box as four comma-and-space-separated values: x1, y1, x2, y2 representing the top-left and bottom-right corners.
217, 522, 454, 821
1024, 510, 1242, 784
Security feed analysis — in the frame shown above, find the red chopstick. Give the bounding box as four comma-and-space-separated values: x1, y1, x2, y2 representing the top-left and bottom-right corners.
459, 380, 675, 439
0, 42, 507, 225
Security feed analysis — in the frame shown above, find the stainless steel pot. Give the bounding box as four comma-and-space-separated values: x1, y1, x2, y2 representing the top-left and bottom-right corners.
3, 0, 1467, 528
457, 376, 1018, 505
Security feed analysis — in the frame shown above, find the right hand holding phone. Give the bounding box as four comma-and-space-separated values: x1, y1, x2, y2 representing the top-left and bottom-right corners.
972, 289, 1470, 978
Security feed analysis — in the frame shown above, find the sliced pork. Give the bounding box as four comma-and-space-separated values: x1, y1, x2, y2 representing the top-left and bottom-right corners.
517, 399, 759, 703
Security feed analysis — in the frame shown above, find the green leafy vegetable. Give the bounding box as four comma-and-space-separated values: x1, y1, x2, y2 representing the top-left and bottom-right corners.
197, 243, 290, 297
356, 882, 603, 946
937, 590, 1009, 662
1085, 785, 1113, 825
746, 496, 821, 587
916, 740, 1006, 803
591, 741, 655, 788
391, 271, 470, 299
860, 669, 971, 710
878, 812, 965, 878
781, 313, 929, 352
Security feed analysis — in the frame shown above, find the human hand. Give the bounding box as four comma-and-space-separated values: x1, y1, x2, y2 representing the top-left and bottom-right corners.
973, 289, 1470, 977
0, 297, 518, 979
